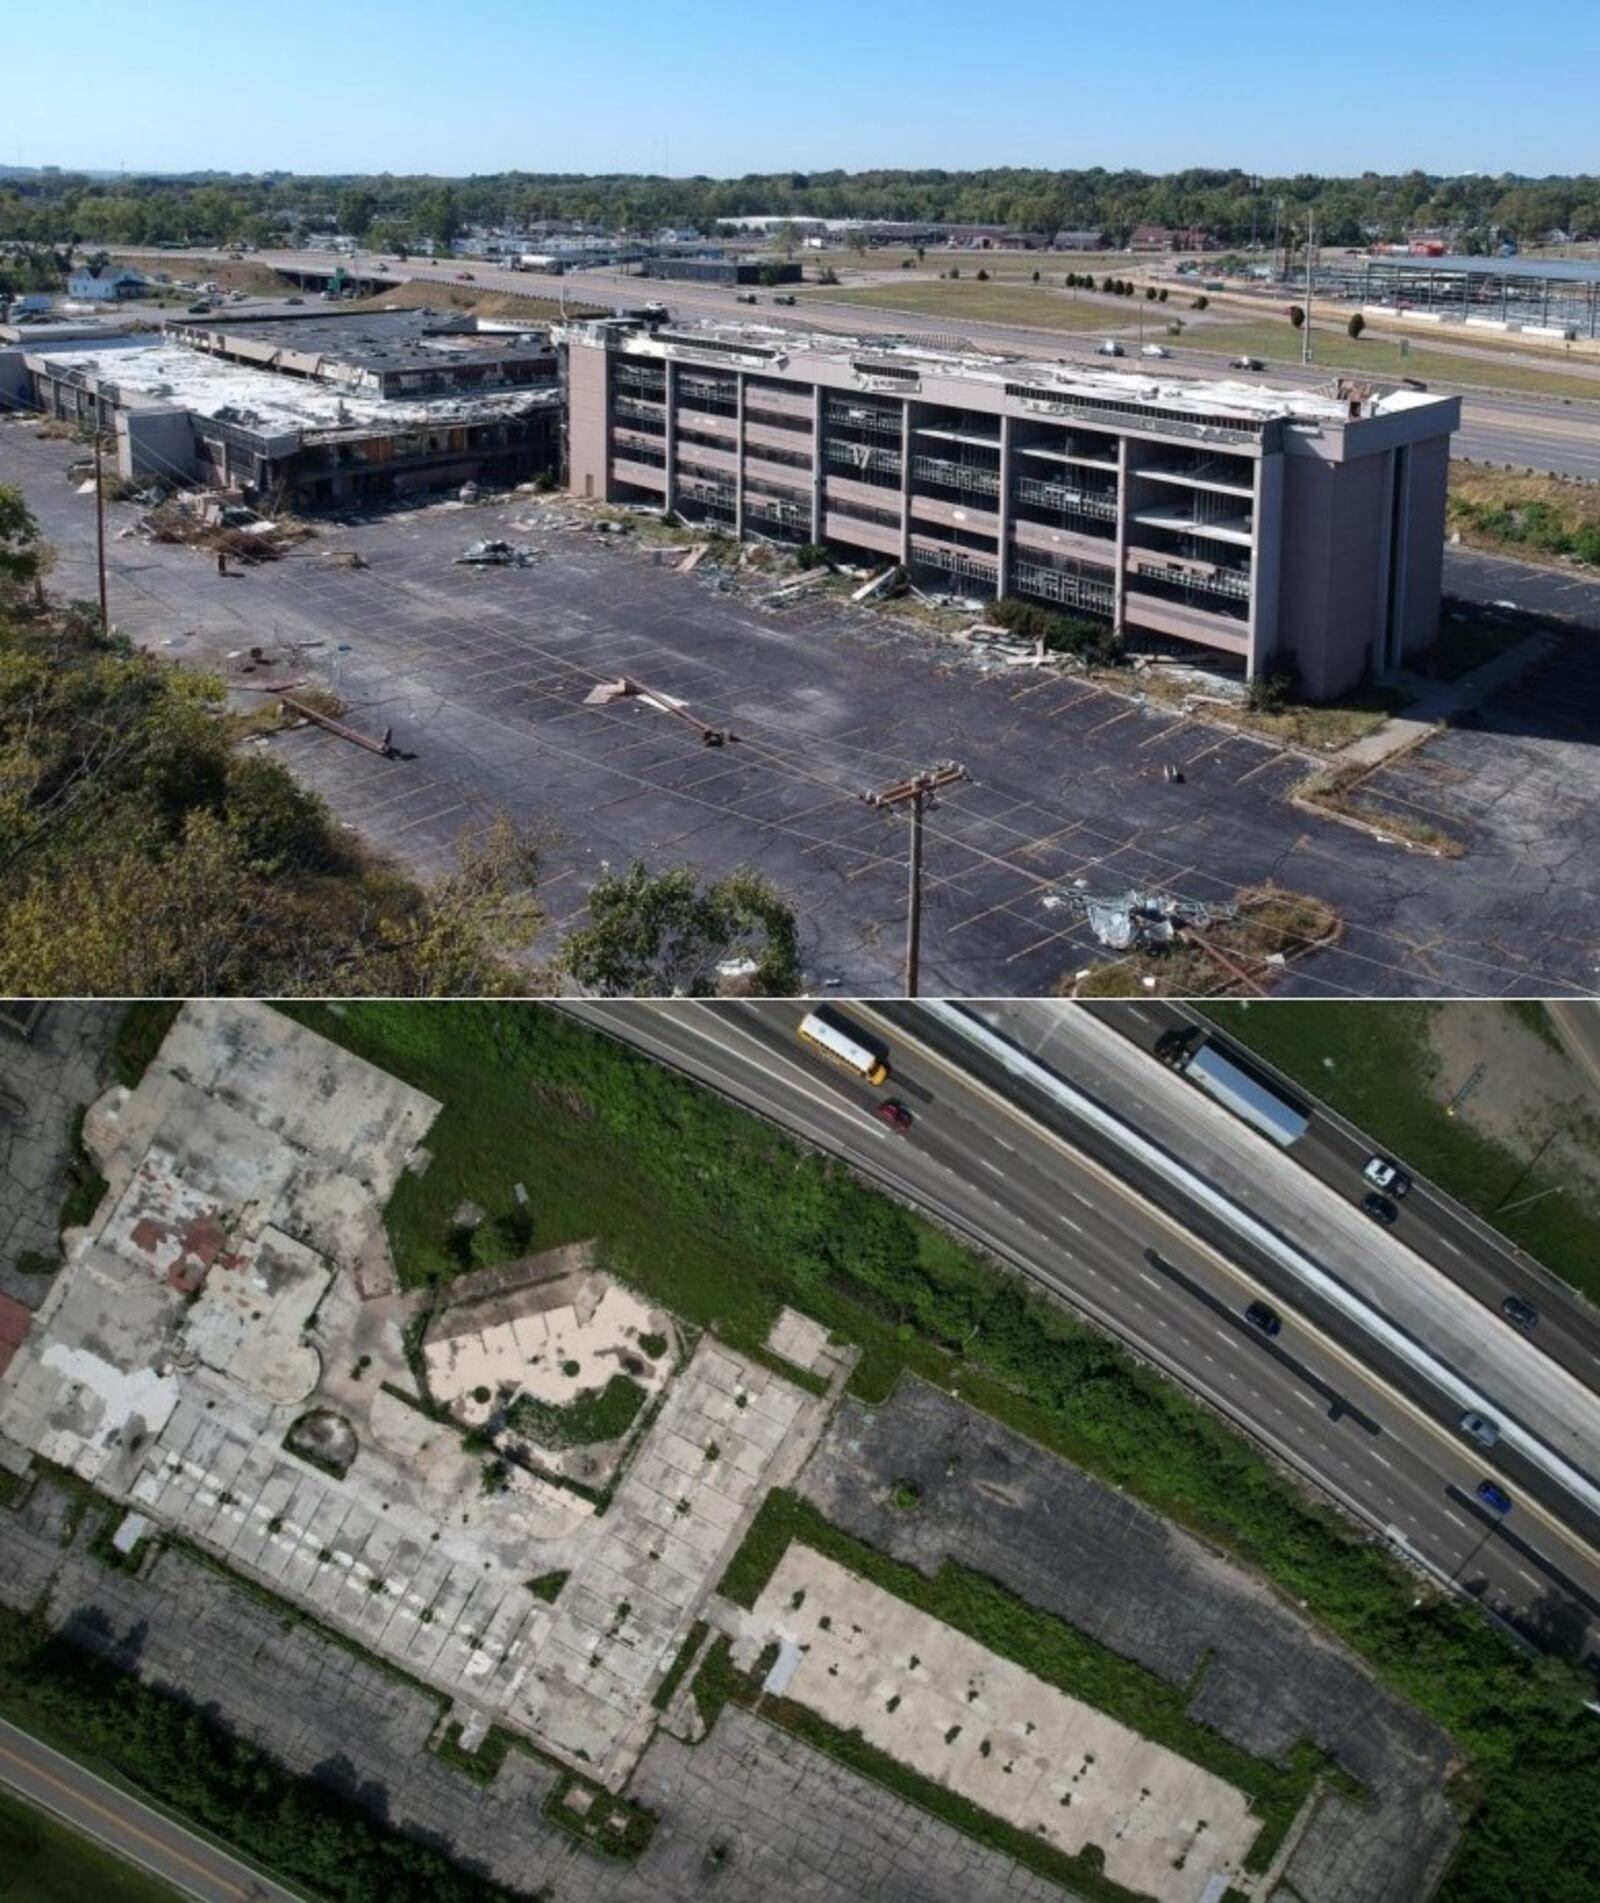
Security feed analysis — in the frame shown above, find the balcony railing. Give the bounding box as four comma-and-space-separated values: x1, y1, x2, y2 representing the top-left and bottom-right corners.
1012, 560, 1115, 614
1013, 475, 1117, 521
1128, 556, 1251, 602
910, 537, 998, 584
911, 455, 1000, 498
825, 402, 902, 438
826, 438, 902, 480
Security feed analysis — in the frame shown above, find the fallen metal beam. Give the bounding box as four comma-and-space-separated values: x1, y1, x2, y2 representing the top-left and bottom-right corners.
279, 693, 396, 758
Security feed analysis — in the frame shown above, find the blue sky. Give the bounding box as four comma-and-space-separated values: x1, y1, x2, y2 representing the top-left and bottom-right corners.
9, 0, 1597, 178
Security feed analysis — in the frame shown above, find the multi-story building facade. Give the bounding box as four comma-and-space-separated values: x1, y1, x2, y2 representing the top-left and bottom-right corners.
562, 319, 1460, 699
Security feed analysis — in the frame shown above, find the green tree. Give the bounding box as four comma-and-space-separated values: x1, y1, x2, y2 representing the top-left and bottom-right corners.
1347, 311, 1366, 339
336, 188, 378, 240
561, 862, 801, 997
0, 485, 51, 604
1288, 303, 1307, 328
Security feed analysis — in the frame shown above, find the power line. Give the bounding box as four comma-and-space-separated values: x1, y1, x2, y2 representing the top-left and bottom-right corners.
862, 763, 970, 997
45, 419, 1591, 998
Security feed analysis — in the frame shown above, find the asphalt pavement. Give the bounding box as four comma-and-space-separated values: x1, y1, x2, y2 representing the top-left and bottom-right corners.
1085, 999, 1600, 1386
561, 999, 1600, 1668
0, 1714, 303, 1903
226, 244, 1600, 479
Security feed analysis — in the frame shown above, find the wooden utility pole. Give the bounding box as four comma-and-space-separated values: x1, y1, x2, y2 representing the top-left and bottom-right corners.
93, 432, 109, 636
862, 762, 969, 997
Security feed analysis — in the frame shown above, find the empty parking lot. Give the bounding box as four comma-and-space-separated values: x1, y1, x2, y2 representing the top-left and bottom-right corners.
8, 419, 1598, 996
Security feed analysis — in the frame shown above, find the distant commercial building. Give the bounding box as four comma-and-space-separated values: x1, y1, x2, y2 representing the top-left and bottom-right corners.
642, 258, 802, 287
66, 264, 149, 301
560, 318, 1460, 699
2, 310, 560, 507
1322, 252, 1600, 340
1128, 226, 1215, 253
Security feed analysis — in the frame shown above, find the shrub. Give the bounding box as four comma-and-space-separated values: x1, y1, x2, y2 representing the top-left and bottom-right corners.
1347, 311, 1366, 339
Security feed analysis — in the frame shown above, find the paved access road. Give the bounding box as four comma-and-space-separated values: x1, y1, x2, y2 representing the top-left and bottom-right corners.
0, 1714, 302, 1903
1084, 998, 1600, 1392
214, 244, 1600, 480
563, 1000, 1600, 1666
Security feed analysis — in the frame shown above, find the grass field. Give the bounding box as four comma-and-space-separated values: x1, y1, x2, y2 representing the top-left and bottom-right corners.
797, 248, 1129, 281
1446, 464, 1600, 568
0, 1784, 180, 1903
1180, 320, 1600, 400
1201, 1002, 1600, 1304
346, 278, 605, 323
799, 277, 1141, 332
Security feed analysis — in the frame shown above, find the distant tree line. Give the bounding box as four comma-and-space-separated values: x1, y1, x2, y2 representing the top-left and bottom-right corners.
1, 165, 1597, 253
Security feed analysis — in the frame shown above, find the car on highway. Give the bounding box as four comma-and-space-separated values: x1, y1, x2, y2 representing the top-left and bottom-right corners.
1140, 342, 1170, 358
772, 293, 797, 305
1458, 1410, 1500, 1448
1231, 355, 1264, 371
1244, 1300, 1282, 1337
736, 291, 759, 304
1475, 1479, 1512, 1516
642, 301, 668, 319
457, 271, 475, 281
186, 301, 213, 314
1096, 339, 1126, 357
874, 1099, 913, 1135
285, 296, 304, 305
1501, 1294, 1539, 1330
1361, 1191, 1399, 1226
1362, 1155, 1411, 1197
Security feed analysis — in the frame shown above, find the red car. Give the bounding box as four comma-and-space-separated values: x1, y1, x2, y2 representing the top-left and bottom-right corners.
874, 1099, 912, 1134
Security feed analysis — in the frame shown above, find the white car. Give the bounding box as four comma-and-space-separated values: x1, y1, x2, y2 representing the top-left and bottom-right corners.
1362, 1155, 1411, 1197
1096, 339, 1125, 358
1140, 343, 1170, 358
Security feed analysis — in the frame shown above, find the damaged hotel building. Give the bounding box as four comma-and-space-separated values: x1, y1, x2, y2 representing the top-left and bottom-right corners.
562, 318, 1461, 698
1, 310, 561, 507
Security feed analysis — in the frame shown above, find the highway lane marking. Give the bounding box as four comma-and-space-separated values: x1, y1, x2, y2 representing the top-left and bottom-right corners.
1437, 1237, 1464, 1256
1443, 1511, 1469, 1531
1372, 1453, 1394, 1470
1138, 1271, 1160, 1288
864, 1007, 1600, 1587
979, 1158, 1006, 1177
1060, 1216, 1084, 1235
0, 1733, 252, 1901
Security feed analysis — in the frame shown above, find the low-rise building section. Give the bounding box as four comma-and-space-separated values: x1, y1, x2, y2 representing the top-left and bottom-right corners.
2, 308, 561, 507
561, 318, 1460, 698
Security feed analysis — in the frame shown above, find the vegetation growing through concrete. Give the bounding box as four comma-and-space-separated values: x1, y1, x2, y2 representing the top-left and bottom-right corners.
0, 1606, 525, 1903
688, 1631, 1148, 1903
1070, 887, 1341, 999
505, 1373, 648, 1448
526, 1570, 570, 1604
540, 1772, 656, 1861
431, 1721, 515, 1787
718, 1490, 1355, 1874
290, 1001, 1600, 1903
651, 1618, 709, 1713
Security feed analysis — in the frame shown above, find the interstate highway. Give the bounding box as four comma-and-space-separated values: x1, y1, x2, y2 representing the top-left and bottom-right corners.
562, 999, 1600, 1664
225, 243, 1600, 481
1082, 998, 1600, 1391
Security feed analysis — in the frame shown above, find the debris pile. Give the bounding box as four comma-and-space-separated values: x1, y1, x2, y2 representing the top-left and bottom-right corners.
454, 538, 539, 567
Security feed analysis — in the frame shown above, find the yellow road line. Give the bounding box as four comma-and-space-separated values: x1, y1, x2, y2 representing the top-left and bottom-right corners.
862, 1005, 1600, 1577
0, 1737, 249, 1901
